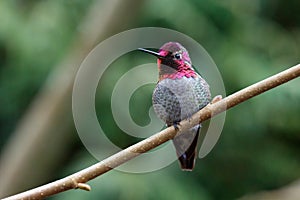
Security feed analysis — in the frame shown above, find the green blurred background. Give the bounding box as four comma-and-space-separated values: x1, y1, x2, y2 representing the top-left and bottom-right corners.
0, 0, 300, 199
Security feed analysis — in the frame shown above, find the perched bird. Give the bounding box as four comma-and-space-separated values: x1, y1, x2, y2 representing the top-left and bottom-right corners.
138, 42, 211, 171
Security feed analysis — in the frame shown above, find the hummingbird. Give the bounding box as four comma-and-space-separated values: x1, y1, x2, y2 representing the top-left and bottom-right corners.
138, 42, 212, 171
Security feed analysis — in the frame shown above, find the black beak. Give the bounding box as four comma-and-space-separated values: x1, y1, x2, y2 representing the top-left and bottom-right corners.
138, 48, 164, 59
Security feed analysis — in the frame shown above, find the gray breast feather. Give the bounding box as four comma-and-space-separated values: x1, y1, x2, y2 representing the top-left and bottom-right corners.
152, 76, 211, 125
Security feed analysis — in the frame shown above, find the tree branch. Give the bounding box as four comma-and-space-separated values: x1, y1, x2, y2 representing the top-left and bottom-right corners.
3, 63, 300, 200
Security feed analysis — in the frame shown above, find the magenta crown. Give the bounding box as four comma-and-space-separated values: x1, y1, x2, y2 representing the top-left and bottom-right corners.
138, 42, 197, 80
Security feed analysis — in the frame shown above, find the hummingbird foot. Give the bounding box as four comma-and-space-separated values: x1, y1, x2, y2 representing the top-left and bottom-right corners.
173, 121, 180, 131
211, 95, 222, 104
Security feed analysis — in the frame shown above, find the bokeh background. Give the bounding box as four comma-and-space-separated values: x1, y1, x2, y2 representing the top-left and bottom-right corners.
0, 0, 300, 199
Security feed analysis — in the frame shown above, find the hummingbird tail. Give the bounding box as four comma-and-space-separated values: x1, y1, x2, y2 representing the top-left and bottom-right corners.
172, 125, 200, 171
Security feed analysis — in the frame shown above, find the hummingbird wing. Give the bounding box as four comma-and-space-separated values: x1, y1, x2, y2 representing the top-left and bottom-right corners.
172, 124, 200, 171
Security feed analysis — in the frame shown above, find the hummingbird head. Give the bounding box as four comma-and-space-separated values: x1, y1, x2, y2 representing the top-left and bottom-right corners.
138, 42, 196, 79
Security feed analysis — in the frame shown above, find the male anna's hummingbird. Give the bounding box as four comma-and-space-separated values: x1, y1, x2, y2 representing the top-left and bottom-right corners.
138, 42, 211, 171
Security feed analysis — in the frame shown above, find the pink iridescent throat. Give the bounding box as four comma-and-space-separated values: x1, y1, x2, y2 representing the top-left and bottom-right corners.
157, 50, 197, 80
158, 60, 197, 80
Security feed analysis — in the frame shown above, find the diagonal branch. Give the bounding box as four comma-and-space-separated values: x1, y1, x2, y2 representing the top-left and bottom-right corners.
3, 63, 300, 200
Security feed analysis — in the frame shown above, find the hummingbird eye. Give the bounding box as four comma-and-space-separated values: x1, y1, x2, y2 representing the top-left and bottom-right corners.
173, 53, 182, 60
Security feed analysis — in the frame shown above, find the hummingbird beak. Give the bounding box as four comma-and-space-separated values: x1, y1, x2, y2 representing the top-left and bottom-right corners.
138, 48, 164, 59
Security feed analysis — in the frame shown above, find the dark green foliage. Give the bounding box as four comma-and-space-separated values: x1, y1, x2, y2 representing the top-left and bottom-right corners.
0, 0, 93, 150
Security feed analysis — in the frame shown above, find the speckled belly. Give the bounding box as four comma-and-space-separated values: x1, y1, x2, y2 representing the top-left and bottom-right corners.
152, 76, 211, 125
